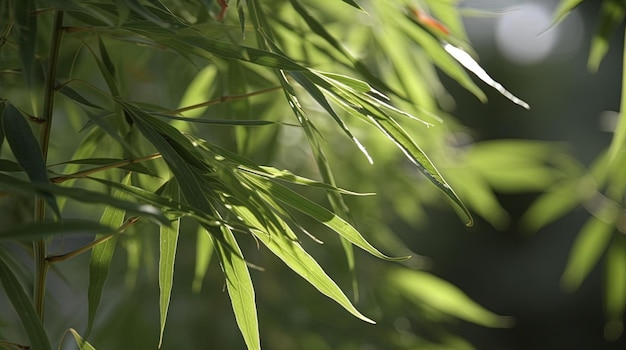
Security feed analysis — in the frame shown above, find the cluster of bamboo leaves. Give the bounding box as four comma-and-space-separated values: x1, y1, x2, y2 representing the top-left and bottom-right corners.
522, 0, 626, 342
0, 0, 572, 349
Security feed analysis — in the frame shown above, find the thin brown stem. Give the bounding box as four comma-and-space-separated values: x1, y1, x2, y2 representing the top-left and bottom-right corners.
46, 217, 139, 264
33, 10, 64, 320
162, 86, 281, 115
49, 153, 162, 184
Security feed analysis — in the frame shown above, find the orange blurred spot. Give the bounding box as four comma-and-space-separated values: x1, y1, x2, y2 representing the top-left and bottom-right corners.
409, 7, 450, 36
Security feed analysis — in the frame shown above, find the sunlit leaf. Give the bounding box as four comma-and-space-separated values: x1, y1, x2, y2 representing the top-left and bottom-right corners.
443, 43, 530, 109
234, 205, 376, 324
604, 236, 626, 341
588, 0, 625, 72
242, 173, 404, 260
211, 223, 260, 350
68, 328, 97, 350
552, 0, 586, 25
192, 226, 214, 293
158, 180, 181, 348
561, 216, 614, 291
0, 255, 51, 350
389, 268, 514, 328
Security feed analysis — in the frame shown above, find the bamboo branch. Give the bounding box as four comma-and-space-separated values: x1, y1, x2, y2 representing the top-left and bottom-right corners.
162, 86, 281, 115
49, 153, 162, 184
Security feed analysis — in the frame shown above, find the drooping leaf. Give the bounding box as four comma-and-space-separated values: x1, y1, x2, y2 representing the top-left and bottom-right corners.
1, 103, 61, 218
341, 0, 364, 11
120, 0, 168, 27
389, 268, 514, 328
158, 180, 181, 348
604, 236, 626, 341
0, 220, 115, 241
552, 0, 586, 26
0, 255, 51, 350
192, 226, 214, 293
242, 173, 405, 260
588, 0, 625, 72
561, 216, 614, 291
87, 174, 130, 337
58, 85, 105, 110
234, 204, 376, 324
211, 223, 260, 350
0, 172, 169, 225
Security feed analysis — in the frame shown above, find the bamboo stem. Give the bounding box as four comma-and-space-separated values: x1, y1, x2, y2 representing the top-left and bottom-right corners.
33, 10, 64, 320
49, 153, 162, 184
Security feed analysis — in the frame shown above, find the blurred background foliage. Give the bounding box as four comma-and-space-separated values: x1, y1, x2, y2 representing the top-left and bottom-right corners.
1, 0, 626, 349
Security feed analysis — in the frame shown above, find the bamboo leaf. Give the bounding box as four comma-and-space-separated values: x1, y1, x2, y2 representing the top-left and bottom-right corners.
0, 255, 51, 350
158, 180, 181, 348
0, 173, 169, 225
1, 103, 61, 218
588, 0, 625, 72
604, 236, 626, 341
242, 173, 405, 260
341, 0, 364, 11
87, 174, 130, 337
443, 43, 530, 109
58, 85, 105, 110
369, 116, 473, 226
121, 0, 167, 27
0, 220, 115, 241
211, 224, 260, 350
561, 216, 614, 291
552, 0, 586, 26
192, 226, 214, 293
389, 268, 514, 328
68, 328, 97, 350
235, 205, 376, 324
11, 0, 37, 87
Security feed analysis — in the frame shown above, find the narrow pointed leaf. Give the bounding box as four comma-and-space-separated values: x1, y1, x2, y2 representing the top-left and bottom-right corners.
158, 180, 181, 348
68, 328, 97, 350
87, 174, 130, 336
341, 0, 364, 11
211, 224, 260, 350
552, 0, 586, 26
192, 226, 214, 293
242, 173, 405, 260
0, 255, 51, 350
561, 216, 614, 291
0, 173, 169, 225
443, 43, 530, 109
389, 268, 514, 328
369, 116, 473, 226
588, 0, 625, 72
605, 236, 626, 341
1, 103, 60, 218
58, 85, 105, 110
0, 220, 115, 241
235, 205, 375, 324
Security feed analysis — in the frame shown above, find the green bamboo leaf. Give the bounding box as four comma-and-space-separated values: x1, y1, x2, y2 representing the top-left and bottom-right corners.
58, 85, 105, 110
1, 103, 61, 218
158, 180, 181, 349
561, 216, 614, 291
211, 223, 260, 350
68, 328, 97, 350
0, 255, 51, 350
588, 0, 625, 72
50, 157, 157, 177
290, 71, 373, 164
242, 173, 405, 260
192, 226, 214, 293
0, 159, 22, 171
11, 0, 37, 87
341, 0, 364, 11
389, 268, 514, 328
0, 173, 169, 225
552, 0, 586, 26
608, 24, 626, 164
87, 174, 130, 337
369, 116, 473, 226
0, 220, 115, 241
235, 205, 375, 324
604, 236, 626, 341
